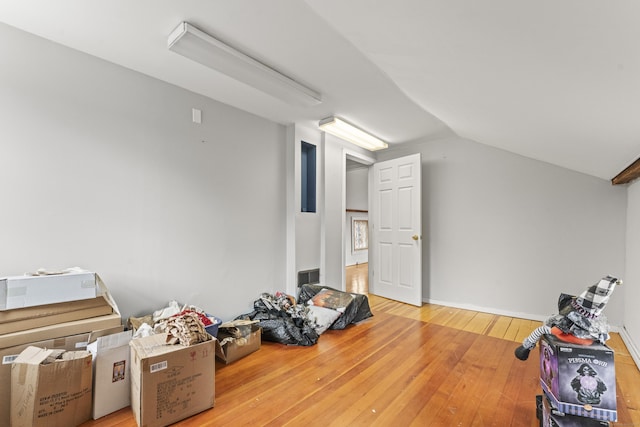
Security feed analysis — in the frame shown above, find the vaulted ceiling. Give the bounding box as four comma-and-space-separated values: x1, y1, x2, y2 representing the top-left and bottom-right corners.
1, 0, 638, 180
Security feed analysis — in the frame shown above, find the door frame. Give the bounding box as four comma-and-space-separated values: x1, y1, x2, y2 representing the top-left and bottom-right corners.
340, 149, 375, 291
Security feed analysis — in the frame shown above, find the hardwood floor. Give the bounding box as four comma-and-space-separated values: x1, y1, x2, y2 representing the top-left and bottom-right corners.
82, 269, 640, 426
346, 262, 369, 295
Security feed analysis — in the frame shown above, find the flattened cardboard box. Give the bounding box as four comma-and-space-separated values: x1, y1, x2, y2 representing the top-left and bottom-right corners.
0, 311, 121, 350
0, 302, 113, 336
0, 285, 121, 349
0, 270, 97, 310
130, 333, 215, 427
0, 293, 111, 324
87, 329, 132, 419
11, 346, 93, 427
215, 324, 261, 364
0, 275, 115, 335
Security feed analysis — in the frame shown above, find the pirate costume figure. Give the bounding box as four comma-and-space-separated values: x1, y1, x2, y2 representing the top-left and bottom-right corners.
514, 275, 620, 361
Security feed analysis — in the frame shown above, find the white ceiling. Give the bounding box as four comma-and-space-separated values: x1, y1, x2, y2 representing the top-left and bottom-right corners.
1, 0, 639, 180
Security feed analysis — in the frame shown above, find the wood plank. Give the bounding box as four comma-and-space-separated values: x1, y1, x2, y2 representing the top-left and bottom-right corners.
426, 332, 495, 425
445, 308, 477, 331
487, 315, 513, 339
612, 156, 640, 185
426, 306, 461, 327
473, 338, 534, 426
403, 328, 480, 426
462, 311, 496, 335
356, 325, 472, 426
514, 319, 543, 344
503, 317, 532, 342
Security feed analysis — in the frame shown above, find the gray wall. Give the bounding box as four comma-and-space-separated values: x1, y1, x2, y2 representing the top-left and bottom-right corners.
377, 136, 627, 327
0, 23, 286, 322
321, 134, 346, 289
624, 180, 640, 363
292, 125, 322, 291
345, 168, 368, 266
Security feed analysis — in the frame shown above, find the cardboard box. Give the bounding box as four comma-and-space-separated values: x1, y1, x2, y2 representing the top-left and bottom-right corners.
542, 391, 610, 427
0, 333, 92, 427
0, 293, 112, 325
0, 285, 121, 349
0, 326, 122, 427
130, 333, 215, 427
540, 334, 616, 421
0, 275, 115, 335
87, 329, 132, 419
0, 301, 113, 335
215, 323, 261, 364
0, 311, 121, 349
11, 346, 93, 427
205, 315, 222, 338
0, 271, 97, 310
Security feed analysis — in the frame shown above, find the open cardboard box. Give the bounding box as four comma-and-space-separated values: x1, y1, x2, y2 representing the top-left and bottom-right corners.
0, 325, 123, 427
215, 322, 261, 364
0, 274, 123, 427
10, 346, 93, 427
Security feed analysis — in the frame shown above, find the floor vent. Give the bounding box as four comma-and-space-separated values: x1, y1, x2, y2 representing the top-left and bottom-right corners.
298, 269, 320, 287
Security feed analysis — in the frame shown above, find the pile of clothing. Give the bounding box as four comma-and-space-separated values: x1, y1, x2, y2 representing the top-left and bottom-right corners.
128, 300, 219, 346
236, 285, 373, 346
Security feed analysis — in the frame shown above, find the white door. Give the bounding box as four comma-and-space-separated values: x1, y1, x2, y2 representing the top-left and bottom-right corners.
370, 153, 422, 306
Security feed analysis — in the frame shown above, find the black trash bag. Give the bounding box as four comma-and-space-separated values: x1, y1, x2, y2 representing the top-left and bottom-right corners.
236, 294, 319, 346
297, 284, 373, 330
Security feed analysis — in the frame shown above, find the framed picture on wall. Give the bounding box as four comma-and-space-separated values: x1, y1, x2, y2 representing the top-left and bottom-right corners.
352, 218, 368, 251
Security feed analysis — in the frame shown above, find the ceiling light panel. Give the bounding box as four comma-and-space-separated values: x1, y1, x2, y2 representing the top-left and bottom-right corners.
168, 22, 322, 107
319, 116, 388, 151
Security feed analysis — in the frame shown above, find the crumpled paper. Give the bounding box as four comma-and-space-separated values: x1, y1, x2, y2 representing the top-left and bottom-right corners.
165, 311, 211, 346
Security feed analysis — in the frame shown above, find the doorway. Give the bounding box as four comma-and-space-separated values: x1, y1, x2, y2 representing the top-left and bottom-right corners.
345, 157, 369, 293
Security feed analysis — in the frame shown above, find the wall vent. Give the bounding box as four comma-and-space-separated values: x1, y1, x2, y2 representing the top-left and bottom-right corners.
298, 268, 320, 287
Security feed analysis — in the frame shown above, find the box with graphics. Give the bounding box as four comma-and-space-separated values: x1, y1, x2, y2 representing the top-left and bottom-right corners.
539, 334, 616, 421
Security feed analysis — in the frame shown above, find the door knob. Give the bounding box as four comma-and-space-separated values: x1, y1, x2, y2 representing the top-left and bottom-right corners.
412, 235, 420, 241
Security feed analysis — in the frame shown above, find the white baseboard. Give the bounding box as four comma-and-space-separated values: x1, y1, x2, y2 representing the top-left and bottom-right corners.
619, 326, 640, 371
424, 298, 548, 322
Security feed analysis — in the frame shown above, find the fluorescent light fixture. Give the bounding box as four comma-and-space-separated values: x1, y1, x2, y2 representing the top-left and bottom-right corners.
319, 116, 388, 151
168, 22, 321, 107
